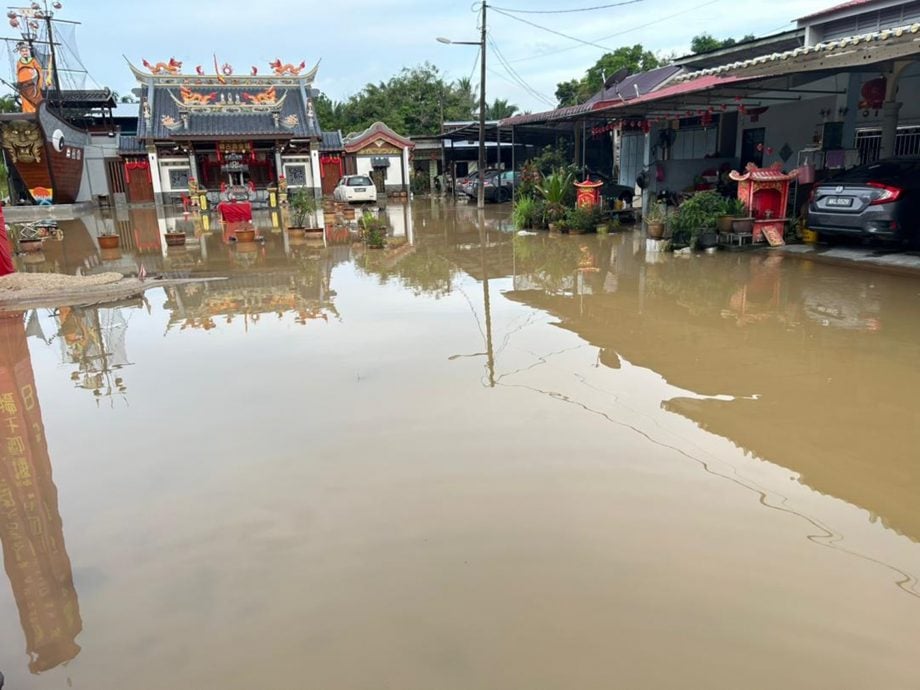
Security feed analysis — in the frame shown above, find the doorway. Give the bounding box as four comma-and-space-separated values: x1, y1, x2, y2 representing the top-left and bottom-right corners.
741, 128, 765, 169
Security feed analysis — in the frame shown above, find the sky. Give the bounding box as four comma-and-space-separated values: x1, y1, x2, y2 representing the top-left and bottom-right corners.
26, 0, 840, 114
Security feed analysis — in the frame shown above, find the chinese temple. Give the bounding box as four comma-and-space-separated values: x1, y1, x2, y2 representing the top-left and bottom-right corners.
123, 58, 344, 205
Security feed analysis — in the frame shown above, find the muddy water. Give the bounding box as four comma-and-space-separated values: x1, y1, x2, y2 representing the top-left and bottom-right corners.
1, 203, 919, 689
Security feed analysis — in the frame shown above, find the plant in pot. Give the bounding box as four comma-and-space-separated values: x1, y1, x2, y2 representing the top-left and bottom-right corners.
537, 168, 574, 233
565, 205, 601, 235
728, 197, 754, 235
645, 201, 668, 239
671, 190, 724, 249
359, 210, 387, 249
98, 231, 120, 249
717, 196, 747, 233
289, 189, 318, 237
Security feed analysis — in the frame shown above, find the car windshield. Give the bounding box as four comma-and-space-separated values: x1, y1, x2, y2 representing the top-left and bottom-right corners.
348, 176, 373, 187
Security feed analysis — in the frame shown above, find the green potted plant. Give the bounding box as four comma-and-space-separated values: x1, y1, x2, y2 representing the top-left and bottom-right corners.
671, 190, 725, 249
512, 196, 538, 230
565, 205, 602, 235
289, 189, 319, 238
537, 168, 574, 233
717, 197, 747, 233
645, 201, 668, 240
359, 210, 387, 248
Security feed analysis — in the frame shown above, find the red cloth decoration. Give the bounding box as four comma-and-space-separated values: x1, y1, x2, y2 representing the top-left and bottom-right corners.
0, 207, 14, 277
217, 201, 253, 223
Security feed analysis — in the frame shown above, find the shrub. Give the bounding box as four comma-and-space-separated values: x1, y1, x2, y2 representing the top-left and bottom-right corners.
564, 205, 603, 234
671, 190, 728, 247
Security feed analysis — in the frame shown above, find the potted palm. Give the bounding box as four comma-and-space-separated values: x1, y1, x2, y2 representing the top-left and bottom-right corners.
645, 201, 668, 239
718, 197, 747, 233
537, 168, 574, 233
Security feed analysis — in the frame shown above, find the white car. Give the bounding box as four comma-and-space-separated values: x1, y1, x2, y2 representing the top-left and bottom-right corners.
333, 175, 377, 203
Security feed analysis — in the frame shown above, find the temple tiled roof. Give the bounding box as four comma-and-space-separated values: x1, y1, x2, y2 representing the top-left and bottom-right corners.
136, 82, 322, 140
320, 130, 344, 151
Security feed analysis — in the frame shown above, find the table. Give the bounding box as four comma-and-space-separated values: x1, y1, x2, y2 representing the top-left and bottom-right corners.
217, 201, 253, 223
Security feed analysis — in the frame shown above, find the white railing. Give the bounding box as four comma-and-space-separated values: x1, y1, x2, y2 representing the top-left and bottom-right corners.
855, 126, 920, 164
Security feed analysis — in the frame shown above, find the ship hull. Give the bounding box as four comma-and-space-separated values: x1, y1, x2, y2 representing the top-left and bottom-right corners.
0, 102, 86, 204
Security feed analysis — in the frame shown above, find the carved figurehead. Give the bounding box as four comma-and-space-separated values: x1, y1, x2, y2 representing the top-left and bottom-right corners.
16, 42, 44, 113
1, 120, 44, 163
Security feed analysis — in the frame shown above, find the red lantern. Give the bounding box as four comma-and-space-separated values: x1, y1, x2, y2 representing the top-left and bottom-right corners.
859, 77, 886, 111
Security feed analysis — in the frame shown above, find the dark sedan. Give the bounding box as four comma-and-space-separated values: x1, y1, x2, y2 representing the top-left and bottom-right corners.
807, 158, 920, 246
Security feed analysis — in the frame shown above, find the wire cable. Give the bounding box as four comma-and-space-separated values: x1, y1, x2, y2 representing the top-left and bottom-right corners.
491, 0, 643, 14
491, 7, 619, 52
487, 34, 556, 107
506, 0, 724, 63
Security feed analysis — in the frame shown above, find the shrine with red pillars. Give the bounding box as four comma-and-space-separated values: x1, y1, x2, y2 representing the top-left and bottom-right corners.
574, 178, 603, 208
729, 163, 798, 243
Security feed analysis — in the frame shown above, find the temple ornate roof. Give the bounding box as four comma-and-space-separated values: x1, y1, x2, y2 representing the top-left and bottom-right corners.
129, 59, 323, 141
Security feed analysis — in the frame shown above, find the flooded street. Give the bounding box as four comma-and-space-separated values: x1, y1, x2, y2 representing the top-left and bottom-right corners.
2, 202, 920, 689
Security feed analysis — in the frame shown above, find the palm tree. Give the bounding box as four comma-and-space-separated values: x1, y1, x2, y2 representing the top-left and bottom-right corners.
487, 98, 519, 120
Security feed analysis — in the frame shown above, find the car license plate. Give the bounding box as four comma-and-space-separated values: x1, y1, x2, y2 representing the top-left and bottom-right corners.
355, 188, 366, 192
827, 197, 853, 207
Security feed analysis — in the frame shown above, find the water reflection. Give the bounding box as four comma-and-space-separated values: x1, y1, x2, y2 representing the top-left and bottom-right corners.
505, 235, 920, 546
0, 313, 82, 674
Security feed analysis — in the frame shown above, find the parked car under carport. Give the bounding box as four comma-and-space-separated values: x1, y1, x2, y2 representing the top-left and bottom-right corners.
807, 158, 920, 247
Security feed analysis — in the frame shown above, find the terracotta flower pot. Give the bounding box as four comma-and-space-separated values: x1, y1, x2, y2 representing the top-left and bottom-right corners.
99, 235, 120, 249
732, 218, 754, 234
343, 208, 356, 220
717, 215, 735, 233
646, 222, 665, 240
235, 229, 256, 243
287, 228, 306, 240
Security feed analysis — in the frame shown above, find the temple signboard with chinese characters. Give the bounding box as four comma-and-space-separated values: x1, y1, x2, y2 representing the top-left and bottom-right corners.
124, 57, 344, 204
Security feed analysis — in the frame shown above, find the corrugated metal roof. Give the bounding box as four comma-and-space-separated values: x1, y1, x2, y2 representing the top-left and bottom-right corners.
591, 74, 751, 115
142, 83, 320, 140
500, 65, 681, 127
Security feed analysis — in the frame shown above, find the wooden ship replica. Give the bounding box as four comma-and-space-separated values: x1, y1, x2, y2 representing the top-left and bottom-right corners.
0, 1, 115, 204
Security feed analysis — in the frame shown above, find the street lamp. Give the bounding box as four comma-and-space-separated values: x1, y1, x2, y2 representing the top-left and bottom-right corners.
437, 1, 487, 210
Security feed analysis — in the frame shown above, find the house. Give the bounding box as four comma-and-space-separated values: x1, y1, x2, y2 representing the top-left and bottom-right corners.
501, 0, 920, 213
342, 122, 414, 195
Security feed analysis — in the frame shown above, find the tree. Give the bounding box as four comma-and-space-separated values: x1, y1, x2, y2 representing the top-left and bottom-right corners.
486, 98, 518, 120
0, 93, 19, 113
555, 45, 660, 107
691, 33, 756, 54
313, 63, 486, 136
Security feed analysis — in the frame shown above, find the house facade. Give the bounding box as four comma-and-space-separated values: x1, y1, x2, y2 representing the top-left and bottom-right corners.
343, 122, 414, 195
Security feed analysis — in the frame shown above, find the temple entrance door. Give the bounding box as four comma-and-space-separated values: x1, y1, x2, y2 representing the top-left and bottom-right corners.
126, 166, 154, 203
370, 168, 386, 196
321, 159, 340, 196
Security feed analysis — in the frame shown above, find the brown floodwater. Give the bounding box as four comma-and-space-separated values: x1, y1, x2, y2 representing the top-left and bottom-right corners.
1, 202, 919, 689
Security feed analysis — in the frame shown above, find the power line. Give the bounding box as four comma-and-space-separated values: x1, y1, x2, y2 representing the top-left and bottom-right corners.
487, 35, 556, 107
491, 0, 643, 14
507, 0, 724, 63
491, 6, 619, 53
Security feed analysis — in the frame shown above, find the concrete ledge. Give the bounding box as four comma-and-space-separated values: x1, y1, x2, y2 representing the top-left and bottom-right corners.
779, 244, 920, 276
4, 202, 96, 221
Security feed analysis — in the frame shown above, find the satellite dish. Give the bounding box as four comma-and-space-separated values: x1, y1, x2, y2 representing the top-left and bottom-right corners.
604, 67, 630, 89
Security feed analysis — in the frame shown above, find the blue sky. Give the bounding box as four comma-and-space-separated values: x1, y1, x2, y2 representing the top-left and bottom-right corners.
44, 0, 836, 113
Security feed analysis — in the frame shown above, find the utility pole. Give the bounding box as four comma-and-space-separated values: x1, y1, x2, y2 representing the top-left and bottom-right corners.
477, 1, 487, 210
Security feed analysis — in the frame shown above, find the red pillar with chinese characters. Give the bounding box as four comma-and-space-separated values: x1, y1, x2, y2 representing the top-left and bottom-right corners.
0, 207, 15, 277
0, 312, 82, 673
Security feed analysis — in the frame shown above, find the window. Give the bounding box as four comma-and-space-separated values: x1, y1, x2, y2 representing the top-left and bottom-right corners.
285, 164, 308, 187
168, 167, 190, 190
348, 176, 373, 186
